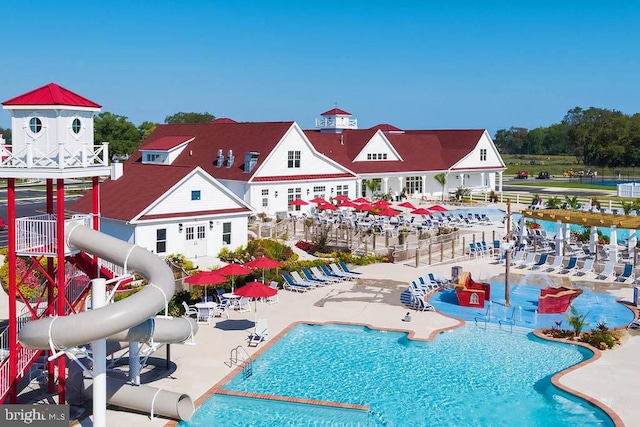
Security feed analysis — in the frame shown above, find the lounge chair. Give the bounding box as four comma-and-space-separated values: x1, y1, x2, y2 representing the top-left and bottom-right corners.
544, 256, 564, 272
248, 319, 269, 347
530, 253, 549, 270
517, 252, 537, 269
320, 264, 348, 280
282, 274, 309, 292
291, 271, 320, 287
574, 258, 595, 277
418, 276, 438, 291
182, 301, 198, 318
559, 257, 578, 274
213, 300, 230, 318
330, 263, 359, 279
615, 263, 634, 283
428, 272, 450, 287
338, 261, 362, 275
509, 251, 525, 266
595, 260, 616, 281
301, 268, 328, 285
266, 281, 279, 304
310, 266, 342, 283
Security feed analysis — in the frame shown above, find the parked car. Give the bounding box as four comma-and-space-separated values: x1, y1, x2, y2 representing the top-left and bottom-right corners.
516, 170, 529, 179
0, 218, 5, 230
537, 171, 550, 179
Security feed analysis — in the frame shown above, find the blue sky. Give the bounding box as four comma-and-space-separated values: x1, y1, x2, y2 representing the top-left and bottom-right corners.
2, 1, 639, 136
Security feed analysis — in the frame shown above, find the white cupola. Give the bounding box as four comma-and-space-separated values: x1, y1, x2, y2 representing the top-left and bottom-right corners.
315, 108, 358, 133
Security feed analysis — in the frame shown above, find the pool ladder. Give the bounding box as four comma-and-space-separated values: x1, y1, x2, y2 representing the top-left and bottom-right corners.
227, 345, 253, 379
474, 302, 492, 329
498, 306, 523, 333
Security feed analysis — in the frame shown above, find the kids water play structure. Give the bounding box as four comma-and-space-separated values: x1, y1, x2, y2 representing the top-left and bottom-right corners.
454, 272, 491, 308
537, 286, 584, 314
0, 83, 199, 425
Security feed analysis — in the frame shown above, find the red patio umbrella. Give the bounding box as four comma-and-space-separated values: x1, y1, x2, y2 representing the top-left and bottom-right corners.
289, 199, 308, 206
234, 280, 278, 317
333, 195, 351, 202
184, 271, 226, 301
216, 263, 253, 292
357, 203, 374, 211
377, 206, 401, 217
244, 256, 283, 283
337, 200, 359, 209
318, 202, 337, 211
410, 207, 433, 215
398, 201, 416, 210
429, 205, 448, 212
373, 200, 392, 209
309, 197, 327, 204
352, 197, 370, 204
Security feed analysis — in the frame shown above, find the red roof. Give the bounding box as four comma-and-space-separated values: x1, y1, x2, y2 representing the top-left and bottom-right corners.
140, 136, 193, 151
321, 108, 351, 116
304, 129, 486, 174
371, 123, 403, 132
253, 173, 353, 182
2, 83, 101, 108
212, 117, 237, 123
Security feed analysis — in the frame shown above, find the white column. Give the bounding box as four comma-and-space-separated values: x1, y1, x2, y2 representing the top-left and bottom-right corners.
422, 175, 427, 198
519, 215, 527, 243
129, 341, 140, 385
383, 177, 389, 194
610, 225, 618, 261
555, 220, 562, 256
589, 226, 598, 253
91, 278, 107, 427
460, 174, 465, 188
628, 230, 637, 260
563, 223, 571, 252
356, 178, 362, 198
498, 171, 503, 193
480, 172, 485, 188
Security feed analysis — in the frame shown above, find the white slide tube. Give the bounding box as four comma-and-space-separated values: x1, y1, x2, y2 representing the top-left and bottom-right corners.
91, 278, 107, 427
18, 223, 198, 421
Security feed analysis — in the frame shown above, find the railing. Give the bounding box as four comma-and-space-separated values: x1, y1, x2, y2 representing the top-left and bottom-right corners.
474, 302, 492, 329
0, 142, 109, 169
227, 346, 253, 379
15, 214, 91, 255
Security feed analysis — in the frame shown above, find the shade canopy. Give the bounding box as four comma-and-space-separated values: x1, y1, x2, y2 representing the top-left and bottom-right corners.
337, 200, 359, 209
373, 200, 392, 208
289, 199, 308, 206
216, 263, 253, 292
244, 256, 283, 269
234, 281, 278, 298
352, 197, 370, 204
184, 271, 226, 300
357, 203, 374, 211
522, 208, 640, 228
333, 195, 351, 202
318, 202, 337, 211
309, 197, 327, 204
377, 206, 401, 217
398, 201, 416, 209
429, 205, 448, 212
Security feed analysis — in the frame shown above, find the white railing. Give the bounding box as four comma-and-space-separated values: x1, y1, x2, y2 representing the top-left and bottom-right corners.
15, 214, 91, 255
314, 117, 358, 129
0, 142, 108, 169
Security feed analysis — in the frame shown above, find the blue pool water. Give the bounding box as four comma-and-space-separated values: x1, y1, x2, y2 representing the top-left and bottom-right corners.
430, 282, 634, 330
180, 323, 613, 426
513, 213, 632, 244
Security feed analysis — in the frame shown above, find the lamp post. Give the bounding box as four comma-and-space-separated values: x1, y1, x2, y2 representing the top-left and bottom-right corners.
505, 199, 511, 308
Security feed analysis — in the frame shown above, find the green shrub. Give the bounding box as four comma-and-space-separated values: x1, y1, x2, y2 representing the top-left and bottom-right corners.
580, 322, 621, 350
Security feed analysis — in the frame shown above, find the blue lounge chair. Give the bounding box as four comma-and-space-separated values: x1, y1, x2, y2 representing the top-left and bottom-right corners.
530, 253, 548, 270
559, 257, 578, 274
615, 263, 634, 283
320, 264, 348, 280
282, 273, 311, 292
338, 261, 362, 275
302, 268, 327, 284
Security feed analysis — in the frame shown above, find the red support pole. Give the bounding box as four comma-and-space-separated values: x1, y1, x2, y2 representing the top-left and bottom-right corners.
7, 179, 17, 403
56, 179, 66, 404
93, 176, 99, 231
46, 179, 55, 391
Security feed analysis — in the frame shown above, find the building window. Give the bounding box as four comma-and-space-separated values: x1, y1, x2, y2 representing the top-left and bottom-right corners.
470, 293, 479, 305
156, 229, 166, 253
382, 153, 388, 160
288, 187, 302, 211
336, 185, 348, 196
197, 225, 206, 239
405, 176, 423, 195
313, 186, 326, 197
222, 222, 231, 245
146, 153, 161, 162
480, 149, 487, 161
72, 118, 81, 134
191, 190, 201, 201
29, 117, 42, 133
367, 153, 372, 160
287, 151, 301, 168
186, 226, 194, 241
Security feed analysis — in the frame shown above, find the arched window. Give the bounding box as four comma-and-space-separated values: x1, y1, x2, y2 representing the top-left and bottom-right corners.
470, 293, 479, 305
29, 117, 42, 133
72, 118, 81, 134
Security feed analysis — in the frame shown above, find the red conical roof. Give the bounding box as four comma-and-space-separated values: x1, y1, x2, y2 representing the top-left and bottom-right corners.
321, 108, 351, 116
2, 82, 101, 108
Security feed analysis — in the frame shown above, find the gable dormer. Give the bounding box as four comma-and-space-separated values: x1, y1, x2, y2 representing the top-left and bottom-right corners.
139, 136, 193, 165
315, 108, 358, 133
353, 130, 402, 162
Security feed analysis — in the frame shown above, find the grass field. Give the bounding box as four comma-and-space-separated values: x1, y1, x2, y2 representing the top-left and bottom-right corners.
508, 181, 616, 190
502, 154, 640, 178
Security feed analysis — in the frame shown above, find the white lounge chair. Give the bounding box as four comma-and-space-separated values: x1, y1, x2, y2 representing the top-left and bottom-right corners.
544, 256, 564, 272
266, 281, 279, 304
574, 258, 595, 277
595, 260, 616, 281
330, 263, 359, 279
508, 251, 525, 266
248, 319, 269, 347
517, 252, 537, 269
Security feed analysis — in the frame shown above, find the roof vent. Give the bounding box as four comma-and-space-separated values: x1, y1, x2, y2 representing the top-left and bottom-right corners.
215, 149, 224, 167
226, 149, 234, 168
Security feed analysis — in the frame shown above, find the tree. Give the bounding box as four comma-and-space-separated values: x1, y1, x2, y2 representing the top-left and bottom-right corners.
164, 112, 215, 124
138, 121, 157, 141
434, 173, 447, 201
94, 112, 143, 159
0, 127, 11, 145
362, 179, 380, 198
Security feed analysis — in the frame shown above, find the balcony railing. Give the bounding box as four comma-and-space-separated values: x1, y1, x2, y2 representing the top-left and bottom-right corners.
16, 214, 92, 256
0, 142, 109, 169
315, 118, 358, 129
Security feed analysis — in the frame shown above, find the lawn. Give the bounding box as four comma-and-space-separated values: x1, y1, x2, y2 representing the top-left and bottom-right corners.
508, 181, 616, 190
502, 154, 640, 178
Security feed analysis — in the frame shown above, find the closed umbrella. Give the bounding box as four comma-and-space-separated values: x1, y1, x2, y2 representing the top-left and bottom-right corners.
244, 256, 283, 283
216, 263, 253, 292
184, 271, 226, 301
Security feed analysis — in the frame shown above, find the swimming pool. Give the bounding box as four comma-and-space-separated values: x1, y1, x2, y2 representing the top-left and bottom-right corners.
180, 323, 613, 426
429, 281, 635, 330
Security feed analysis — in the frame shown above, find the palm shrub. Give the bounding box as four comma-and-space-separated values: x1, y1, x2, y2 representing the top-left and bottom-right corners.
566, 306, 589, 337
565, 195, 579, 209
434, 173, 447, 201
545, 196, 562, 209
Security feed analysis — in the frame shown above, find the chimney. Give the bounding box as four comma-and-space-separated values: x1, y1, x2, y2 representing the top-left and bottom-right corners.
226, 149, 234, 168
215, 149, 224, 167
111, 161, 124, 180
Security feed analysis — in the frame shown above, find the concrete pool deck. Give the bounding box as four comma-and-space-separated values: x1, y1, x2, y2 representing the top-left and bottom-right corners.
57, 256, 639, 426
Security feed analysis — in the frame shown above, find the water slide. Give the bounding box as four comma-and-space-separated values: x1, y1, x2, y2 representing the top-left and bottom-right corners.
18, 223, 199, 420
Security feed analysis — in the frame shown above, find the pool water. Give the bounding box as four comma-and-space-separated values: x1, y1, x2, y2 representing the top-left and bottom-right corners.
429, 282, 634, 330
180, 323, 613, 426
